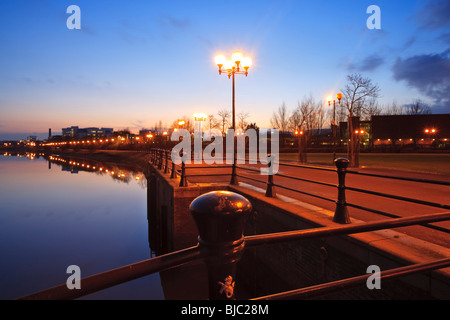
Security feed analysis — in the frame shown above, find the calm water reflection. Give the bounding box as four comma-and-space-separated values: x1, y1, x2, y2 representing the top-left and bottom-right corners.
0, 153, 164, 299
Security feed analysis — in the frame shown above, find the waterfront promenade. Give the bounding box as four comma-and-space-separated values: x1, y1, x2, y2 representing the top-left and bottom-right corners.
178, 157, 450, 248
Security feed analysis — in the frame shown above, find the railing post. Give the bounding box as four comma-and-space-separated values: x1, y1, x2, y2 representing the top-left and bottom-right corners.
190, 191, 252, 300
179, 157, 187, 187
157, 149, 162, 170
164, 149, 169, 174
334, 158, 351, 224
265, 157, 276, 197
170, 157, 176, 179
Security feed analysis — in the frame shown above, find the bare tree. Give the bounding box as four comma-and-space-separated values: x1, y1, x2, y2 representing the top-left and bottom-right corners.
287, 97, 319, 163
341, 73, 380, 167
153, 121, 163, 135
217, 109, 231, 135
270, 102, 290, 132
382, 101, 405, 115
362, 98, 382, 120
237, 112, 250, 131
288, 109, 303, 132
316, 105, 326, 133
207, 114, 219, 132
405, 99, 432, 115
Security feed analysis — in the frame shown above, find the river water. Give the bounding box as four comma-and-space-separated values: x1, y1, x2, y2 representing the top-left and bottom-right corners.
0, 152, 164, 299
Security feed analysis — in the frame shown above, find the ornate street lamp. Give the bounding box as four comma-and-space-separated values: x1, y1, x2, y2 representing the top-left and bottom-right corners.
327, 93, 342, 160
215, 51, 252, 185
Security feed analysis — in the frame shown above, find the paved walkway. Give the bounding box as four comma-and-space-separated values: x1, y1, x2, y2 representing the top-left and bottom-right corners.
182, 160, 450, 248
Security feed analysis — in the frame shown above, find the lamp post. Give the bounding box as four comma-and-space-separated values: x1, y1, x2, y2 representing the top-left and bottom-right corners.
294, 130, 306, 163
327, 93, 342, 160
425, 128, 438, 149
215, 51, 252, 185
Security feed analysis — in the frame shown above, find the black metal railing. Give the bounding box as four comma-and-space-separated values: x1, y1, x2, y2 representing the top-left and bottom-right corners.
17, 192, 450, 300
150, 148, 233, 187
17, 150, 450, 300
234, 155, 450, 230
152, 148, 449, 231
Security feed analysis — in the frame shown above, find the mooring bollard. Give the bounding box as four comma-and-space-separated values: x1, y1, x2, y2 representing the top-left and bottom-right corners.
157, 149, 163, 170
265, 174, 276, 197
190, 191, 252, 300
150, 149, 155, 163
265, 154, 276, 197
164, 149, 169, 174
170, 159, 176, 179
179, 158, 187, 187
333, 158, 351, 224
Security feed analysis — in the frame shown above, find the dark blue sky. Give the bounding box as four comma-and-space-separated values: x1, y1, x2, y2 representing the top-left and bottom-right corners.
0, 0, 449, 139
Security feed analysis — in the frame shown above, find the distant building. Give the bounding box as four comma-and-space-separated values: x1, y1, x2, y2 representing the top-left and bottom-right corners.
62, 126, 80, 138
27, 136, 37, 142
338, 114, 450, 151
62, 126, 113, 139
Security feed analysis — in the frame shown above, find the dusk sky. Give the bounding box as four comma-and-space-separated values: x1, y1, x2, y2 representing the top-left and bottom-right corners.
1, 0, 449, 140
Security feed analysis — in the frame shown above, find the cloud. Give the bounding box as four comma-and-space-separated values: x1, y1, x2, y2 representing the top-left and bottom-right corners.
402, 36, 417, 51
437, 33, 450, 46
392, 50, 450, 111
416, 0, 450, 30
346, 54, 385, 72
159, 14, 191, 30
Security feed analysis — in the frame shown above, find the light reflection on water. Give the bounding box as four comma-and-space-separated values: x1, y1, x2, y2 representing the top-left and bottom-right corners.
0, 153, 164, 300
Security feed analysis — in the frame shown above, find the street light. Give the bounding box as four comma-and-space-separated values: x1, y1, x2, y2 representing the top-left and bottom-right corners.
327, 93, 342, 160
294, 130, 306, 163
215, 51, 252, 185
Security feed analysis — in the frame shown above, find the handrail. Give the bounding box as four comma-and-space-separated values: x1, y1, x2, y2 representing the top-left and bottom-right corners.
18, 246, 203, 300
245, 211, 450, 248
346, 185, 450, 210
253, 257, 450, 300
345, 169, 450, 186
18, 210, 450, 300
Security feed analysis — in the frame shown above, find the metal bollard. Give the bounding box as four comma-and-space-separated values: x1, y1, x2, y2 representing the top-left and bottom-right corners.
158, 149, 163, 170
179, 159, 187, 187
333, 158, 351, 224
265, 174, 276, 197
265, 154, 276, 197
170, 160, 176, 179
164, 149, 169, 174
190, 191, 252, 300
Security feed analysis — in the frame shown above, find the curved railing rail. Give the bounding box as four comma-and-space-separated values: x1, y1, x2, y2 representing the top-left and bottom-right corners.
18, 208, 450, 300
151, 148, 450, 231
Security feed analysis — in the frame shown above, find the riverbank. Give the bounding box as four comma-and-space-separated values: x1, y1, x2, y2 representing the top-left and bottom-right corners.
38, 149, 151, 171
28, 148, 450, 178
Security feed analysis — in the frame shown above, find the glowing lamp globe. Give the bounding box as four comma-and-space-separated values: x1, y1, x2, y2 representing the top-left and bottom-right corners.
242, 57, 252, 68
215, 54, 226, 66
232, 51, 243, 63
